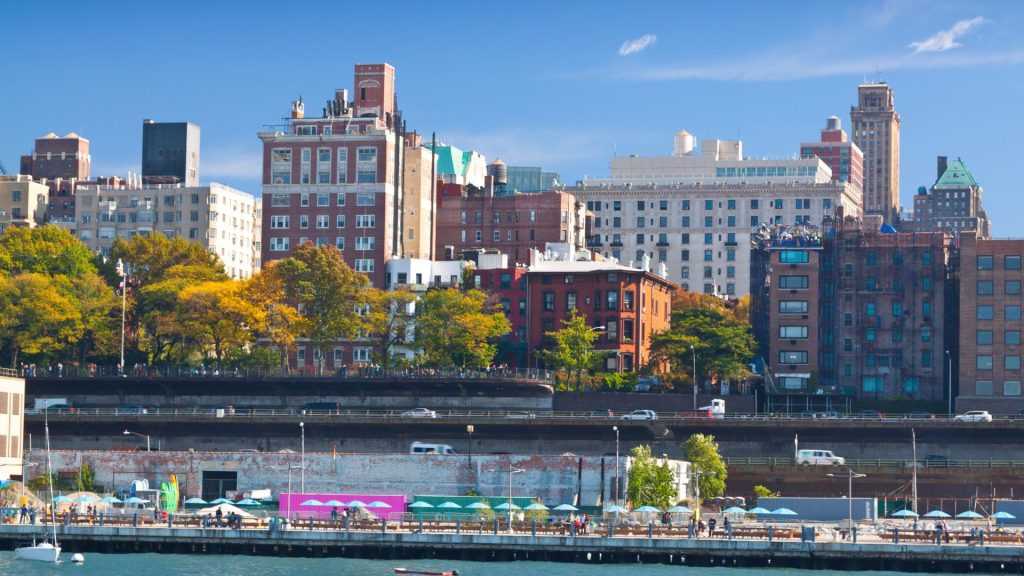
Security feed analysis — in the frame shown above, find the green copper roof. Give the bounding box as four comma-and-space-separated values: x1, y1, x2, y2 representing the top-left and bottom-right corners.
934, 159, 978, 188
431, 144, 473, 178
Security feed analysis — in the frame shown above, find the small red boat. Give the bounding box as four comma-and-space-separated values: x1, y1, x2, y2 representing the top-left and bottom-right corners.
394, 569, 460, 576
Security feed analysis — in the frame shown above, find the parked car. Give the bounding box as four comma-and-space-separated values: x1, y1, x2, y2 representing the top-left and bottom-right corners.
115, 405, 148, 414
401, 407, 438, 418
905, 411, 936, 421
953, 410, 992, 422
620, 409, 658, 420
815, 410, 840, 420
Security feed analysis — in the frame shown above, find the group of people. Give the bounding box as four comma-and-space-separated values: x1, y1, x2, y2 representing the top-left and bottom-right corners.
682, 514, 730, 538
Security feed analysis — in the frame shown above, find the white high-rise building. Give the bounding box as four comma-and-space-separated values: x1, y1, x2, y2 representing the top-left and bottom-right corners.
574, 132, 862, 297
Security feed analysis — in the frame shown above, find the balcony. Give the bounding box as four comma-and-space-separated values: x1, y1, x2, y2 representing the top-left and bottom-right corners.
610, 241, 624, 247
725, 241, 738, 247
656, 241, 670, 247
586, 238, 604, 248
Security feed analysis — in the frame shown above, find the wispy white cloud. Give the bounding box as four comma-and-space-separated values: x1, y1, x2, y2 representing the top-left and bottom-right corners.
909, 16, 986, 54
619, 34, 657, 56
589, 47, 1024, 83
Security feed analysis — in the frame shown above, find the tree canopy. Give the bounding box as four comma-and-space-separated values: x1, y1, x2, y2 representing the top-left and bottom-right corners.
414, 288, 510, 369
0, 226, 97, 277
682, 433, 727, 499
624, 444, 677, 510
541, 309, 604, 391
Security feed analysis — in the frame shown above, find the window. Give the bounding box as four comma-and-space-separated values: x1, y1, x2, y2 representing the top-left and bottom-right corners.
354, 259, 374, 273
976, 381, 994, 396
892, 302, 903, 317
270, 215, 290, 229
779, 250, 809, 263
316, 215, 329, 229
704, 249, 712, 262
978, 280, 994, 295
977, 355, 993, 370
336, 215, 346, 228
921, 326, 931, 342
268, 237, 290, 251
270, 194, 290, 207
681, 216, 690, 227
623, 290, 634, 311
978, 306, 994, 321
335, 237, 345, 250
1007, 331, 1021, 345
863, 377, 883, 392
622, 319, 634, 342
316, 193, 329, 207
357, 169, 377, 183
922, 350, 931, 367
606, 320, 618, 342
866, 329, 876, 342
779, 351, 808, 364
1007, 256, 1022, 270
355, 236, 375, 251
978, 255, 994, 270
778, 275, 809, 289
866, 302, 876, 316
356, 214, 376, 228
543, 292, 555, 311
1006, 381, 1022, 396
779, 326, 808, 339
1007, 356, 1021, 370
336, 149, 348, 183
299, 215, 309, 229
357, 147, 377, 162
1009, 306, 1023, 321
1007, 281, 1022, 295
978, 330, 993, 345
356, 192, 375, 206
607, 291, 619, 310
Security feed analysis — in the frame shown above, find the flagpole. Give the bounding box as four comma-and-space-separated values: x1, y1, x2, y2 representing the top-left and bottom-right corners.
118, 259, 127, 376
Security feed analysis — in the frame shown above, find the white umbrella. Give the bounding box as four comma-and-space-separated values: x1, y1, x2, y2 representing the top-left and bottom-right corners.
102, 496, 124, 504
299, 499, 324, 506
721, 506, 745, 515
197, 503, 254, 518
366, 501, 391, 509
323, 499, 346, 507
346, 500, 367, 508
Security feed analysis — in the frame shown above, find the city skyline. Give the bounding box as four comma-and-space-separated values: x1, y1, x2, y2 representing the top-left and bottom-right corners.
4, 1, 1024, 231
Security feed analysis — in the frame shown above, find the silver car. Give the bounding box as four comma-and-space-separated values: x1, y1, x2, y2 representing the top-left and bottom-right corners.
953, 410, 992, 422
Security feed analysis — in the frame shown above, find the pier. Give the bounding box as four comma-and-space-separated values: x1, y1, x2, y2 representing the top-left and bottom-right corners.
1, 522, 1023, 572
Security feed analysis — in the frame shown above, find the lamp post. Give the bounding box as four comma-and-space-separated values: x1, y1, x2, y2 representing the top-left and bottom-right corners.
466, 424, 474, 469
271, 464, 305, 524
827, 469, 866, 530
123, 429, 150, 452
691, 345, 698, 410
612, 425, 620, 506
299, 422, 305, 494
506, 461, 524, 532
116, 259, 128, 376
945, 350, 953, 416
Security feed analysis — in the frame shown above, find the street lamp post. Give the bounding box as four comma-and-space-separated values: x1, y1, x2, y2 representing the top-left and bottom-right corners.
691, 345, 698, 410
612, 426, 620, 506
466, 424, 474, 470
123, 429, 150, 452
945, 350, 953, 416
506, 461, 524, 532
116, 259, 128, 375
271, 464, 304, 524
299, 422, 305, 494
828, 468, 866, 530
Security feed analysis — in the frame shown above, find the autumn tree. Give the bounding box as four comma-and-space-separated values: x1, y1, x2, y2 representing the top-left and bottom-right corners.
0, 273, 82, 366
364, 287, 417, 373
624, 444, 677, 510
682, 433, 727, 499
66, 272, 119, 365
0, 225, 97, 277
272, 244, 368, 374
136, 263, 229, 364
541, 309, 604, 391
244, 265, 302, 373
414, 288, 510, 369
175, 280, 263, 367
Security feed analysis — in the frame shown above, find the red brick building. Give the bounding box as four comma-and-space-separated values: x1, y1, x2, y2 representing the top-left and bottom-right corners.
259, 63, 403, 288
434, 187, 586, 265
472, 264, 530, 368
19, 132, 91, 222
523, 260, 676, 373
958, 234, 1024, 411
800, 116, 863, 194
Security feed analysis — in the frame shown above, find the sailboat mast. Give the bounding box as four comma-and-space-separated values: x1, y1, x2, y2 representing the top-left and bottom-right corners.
44, 409, 57, 548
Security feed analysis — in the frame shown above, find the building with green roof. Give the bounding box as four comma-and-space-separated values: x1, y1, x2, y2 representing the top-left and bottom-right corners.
912, 156, 990, 239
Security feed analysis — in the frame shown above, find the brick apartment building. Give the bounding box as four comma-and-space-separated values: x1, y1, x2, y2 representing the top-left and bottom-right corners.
523, 258, 676, 373
19, 132, 91, 222
259, 63, 403, 289
434, 187, 586, 265
958, 234, 1024, 410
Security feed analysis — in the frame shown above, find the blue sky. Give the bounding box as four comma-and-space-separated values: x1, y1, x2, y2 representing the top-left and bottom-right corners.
4, 0, 1024, 233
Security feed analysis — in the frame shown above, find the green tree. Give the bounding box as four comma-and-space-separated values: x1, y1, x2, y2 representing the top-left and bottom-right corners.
364, 287, 417, 373
0, 273, 81, 366
78, 463, 95, 492
272, 244, 368, 374
66, 272, 119, 366
244, 267, 302, 374
136, 263, 228, 364
541, 309, 604, 391
0, 225, 96, 277
624, 445, 677, 510
752, 484, 779, 504
175, 280, 263, 367
109, 233, 225, 288
414, 288, 510, 369
682, 433, 727, 499
651, 292, 756, 389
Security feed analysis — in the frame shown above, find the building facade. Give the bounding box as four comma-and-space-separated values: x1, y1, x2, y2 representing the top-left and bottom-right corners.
435, 188, 586, 265
575, 132, 862, 297
958, 234, 1024, 406
259, 63, 403, 288
0, 176, 49, 233
505, 165, 560, 194
19, 132, 91, 221
0, 373, 25, 481
142, 120, 201, 186
401, 133, 437, 260
850, 82, 901, 223
524, 258, 676, 373
800, 116, 863, 193
912, 156, 991, 239
73, 183, 260, 279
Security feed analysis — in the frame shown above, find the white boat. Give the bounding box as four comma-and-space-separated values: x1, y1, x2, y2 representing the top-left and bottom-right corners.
15, 410, 61, 563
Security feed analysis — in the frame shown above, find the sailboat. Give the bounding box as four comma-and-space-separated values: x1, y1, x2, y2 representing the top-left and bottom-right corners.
16, 408, 61, 562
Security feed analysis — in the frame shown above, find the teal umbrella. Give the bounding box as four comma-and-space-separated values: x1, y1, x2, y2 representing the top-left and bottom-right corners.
771, 508, 798, 516
210, 497, 233, 505
553, 504, 578, 512
366, 501, 391, 509
408, 501, 434, 509
603, 505, 629, 514
346, 500, 367, 508
466, 502, 491, 509
890, 509, 919, 518
721, 506, 745, 515
102, 496, 124, 504
323, 499, 346, 507
992, 511, 1016, 520
525, 503, 549, 511
52, 495, 71, 503
75, 495, 99, 503
924, 510, 951, 518
494, 502, 520, 511
299, 499, 323, 506
235, 498, 261, 506
634, 505, 661, 513
437, 502, 462, 509
956, 510, 984, 519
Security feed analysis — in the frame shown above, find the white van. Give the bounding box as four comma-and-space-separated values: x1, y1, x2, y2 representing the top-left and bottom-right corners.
796, 449, 845, 466
410, 442, 457, 455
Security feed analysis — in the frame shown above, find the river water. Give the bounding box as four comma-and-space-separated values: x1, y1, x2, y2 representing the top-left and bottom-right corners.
0, 552, 923, 576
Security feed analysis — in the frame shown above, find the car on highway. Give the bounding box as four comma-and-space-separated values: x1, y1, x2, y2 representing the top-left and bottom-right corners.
856, 409, 884, 420
401, 407, 438, 418
620, 409, 658, 421
904, 411, 936, 421
796, 449, 845, 466
504, 411, 536, 419
115, 405, 149, 414
953, 410, 992, 422
923, 454, 949, 466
